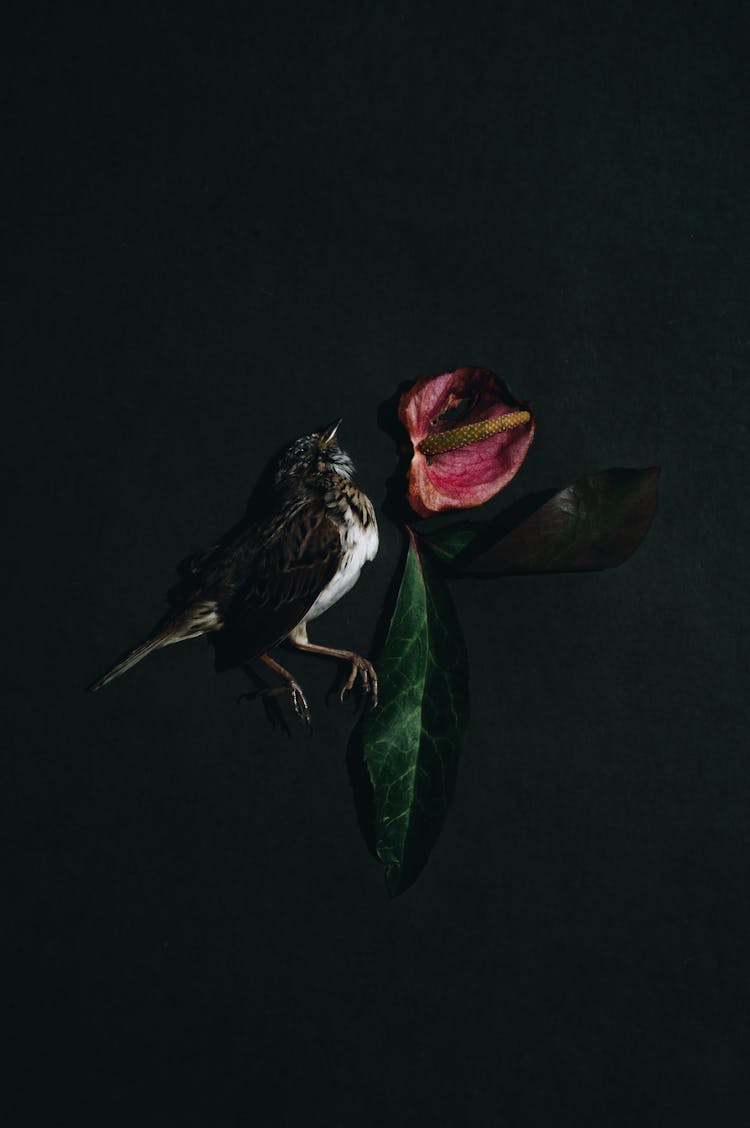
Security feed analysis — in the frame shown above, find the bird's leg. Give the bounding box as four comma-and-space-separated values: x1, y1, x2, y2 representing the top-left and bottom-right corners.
237, 662, 290, 733
239, 653, 312, 727
287, 624, 378, 707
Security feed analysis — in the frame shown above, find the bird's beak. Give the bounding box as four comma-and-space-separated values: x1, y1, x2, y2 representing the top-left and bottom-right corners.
320, 418, 342, 447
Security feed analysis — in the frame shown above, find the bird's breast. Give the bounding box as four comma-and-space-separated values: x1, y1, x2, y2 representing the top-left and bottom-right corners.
303, 484, 378, 624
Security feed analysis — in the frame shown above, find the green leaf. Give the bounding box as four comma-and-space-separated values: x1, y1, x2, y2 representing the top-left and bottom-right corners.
423, 467, 660, 574
420, 521, 479, 563
360, 528, 469, 895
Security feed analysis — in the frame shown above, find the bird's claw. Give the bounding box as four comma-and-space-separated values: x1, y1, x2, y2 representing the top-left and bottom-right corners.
238, 681, 312, 728
290, 684, 313, 728
340, 656, 378, 709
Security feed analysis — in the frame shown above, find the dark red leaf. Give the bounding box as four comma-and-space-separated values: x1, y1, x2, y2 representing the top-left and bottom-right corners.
424, 468, 660, 574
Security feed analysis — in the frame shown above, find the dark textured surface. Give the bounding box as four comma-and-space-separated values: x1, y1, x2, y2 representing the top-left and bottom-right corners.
3, 4, 748, 1125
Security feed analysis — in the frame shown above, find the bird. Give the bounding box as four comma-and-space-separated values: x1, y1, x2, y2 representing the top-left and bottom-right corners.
88, 420, 379, 725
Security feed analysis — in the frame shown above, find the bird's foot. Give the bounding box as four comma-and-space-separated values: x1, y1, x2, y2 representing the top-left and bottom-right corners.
237, 685, 290, 733
238, 680, 312, 729
340, 655, 378, 708
288, 681, 313, 727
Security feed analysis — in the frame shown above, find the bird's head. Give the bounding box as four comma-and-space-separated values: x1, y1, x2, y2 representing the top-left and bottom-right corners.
274, 419, 355, 486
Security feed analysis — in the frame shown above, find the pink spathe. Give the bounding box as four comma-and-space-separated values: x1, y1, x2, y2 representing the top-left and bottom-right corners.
399, 366, 535, 517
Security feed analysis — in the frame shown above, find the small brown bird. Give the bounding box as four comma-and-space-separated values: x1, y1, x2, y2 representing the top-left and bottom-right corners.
89, 420, 379, 724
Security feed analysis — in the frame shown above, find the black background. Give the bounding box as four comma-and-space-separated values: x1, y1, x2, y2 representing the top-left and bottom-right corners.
4, 3, 749, 1124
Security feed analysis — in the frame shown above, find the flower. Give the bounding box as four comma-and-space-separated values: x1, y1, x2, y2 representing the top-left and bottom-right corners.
398, 366, 535, 517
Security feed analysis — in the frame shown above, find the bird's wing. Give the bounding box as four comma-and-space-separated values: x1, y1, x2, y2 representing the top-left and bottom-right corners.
167, 543, 222, 608
217, 502, 342, 663
181, 544, 221, 574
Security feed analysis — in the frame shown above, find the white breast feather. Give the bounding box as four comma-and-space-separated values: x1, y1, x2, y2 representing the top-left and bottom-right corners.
303, 505, 378, 625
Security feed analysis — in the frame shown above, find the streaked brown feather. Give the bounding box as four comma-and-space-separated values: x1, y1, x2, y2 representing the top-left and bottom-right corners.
208, 500, 342, 667
89, 426, 377, 696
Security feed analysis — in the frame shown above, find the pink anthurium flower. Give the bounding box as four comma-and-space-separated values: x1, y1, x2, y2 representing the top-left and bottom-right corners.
398, 366, 536, 517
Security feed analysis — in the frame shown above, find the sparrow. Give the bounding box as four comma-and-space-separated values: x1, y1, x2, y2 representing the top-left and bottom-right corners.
88, 420, 379, 724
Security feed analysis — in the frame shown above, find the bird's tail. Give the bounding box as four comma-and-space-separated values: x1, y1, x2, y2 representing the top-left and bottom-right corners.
88, 628, 174, 692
